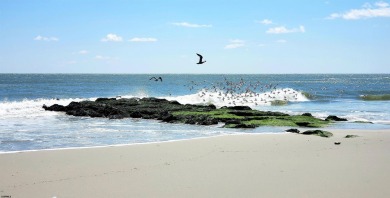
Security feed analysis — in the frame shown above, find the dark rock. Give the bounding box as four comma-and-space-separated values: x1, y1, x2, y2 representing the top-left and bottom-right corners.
301, 113, 313, 117
160, 112, 175, 122
301, 130, 333, 138
140, 97, 168, 103
169, 100, 181, 105
325, 115, 347, 121
229, 111, 257, 116
295, 122, 311, 127
266, 111, 289, 116
130, 111, 142, 118
198, 117, 218, 125
222, 106, 252, 110
231, 123, 256, 128
184, 119, 196, 124
96, 98, 116, 102
286, 128, 300, 133
208, 104, 217, 109
345, 135, 359, 138
43, 104, 66, 111
66, 101, 83, 110
117, 98, 139, 106
225, 120, 242, 125
157, 111, 170, 120
179, 115, 218, 125
67, 109, 88, 117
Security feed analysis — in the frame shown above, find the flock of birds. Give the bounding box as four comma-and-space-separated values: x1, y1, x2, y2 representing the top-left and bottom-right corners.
148, 53, 305, 107
184, 77, 304, 107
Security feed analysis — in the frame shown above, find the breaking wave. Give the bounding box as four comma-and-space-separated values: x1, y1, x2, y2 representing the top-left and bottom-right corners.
163, 88, 309, 108
0, 98, 86, 119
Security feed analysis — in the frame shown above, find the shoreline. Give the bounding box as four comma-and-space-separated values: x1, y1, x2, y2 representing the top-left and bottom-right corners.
0, 132, 287, 155
1, 129, 390, 198
1, 128, 388, 154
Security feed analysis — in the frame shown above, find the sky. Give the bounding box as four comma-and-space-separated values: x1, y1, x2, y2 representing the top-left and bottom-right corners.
1, 0, 390, 74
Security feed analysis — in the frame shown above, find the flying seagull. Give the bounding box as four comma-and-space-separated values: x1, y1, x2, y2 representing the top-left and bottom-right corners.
196, 53, 206, 64
149, 76, 162, 82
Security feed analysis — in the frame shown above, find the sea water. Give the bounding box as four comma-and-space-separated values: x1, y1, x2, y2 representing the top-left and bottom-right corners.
0, 74, 389, 152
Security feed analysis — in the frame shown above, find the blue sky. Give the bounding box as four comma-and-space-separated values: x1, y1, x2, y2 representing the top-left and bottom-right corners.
1, 0, 390, 73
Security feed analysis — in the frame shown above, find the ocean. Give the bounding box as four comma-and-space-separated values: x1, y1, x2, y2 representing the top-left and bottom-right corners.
1, 74, 389, 152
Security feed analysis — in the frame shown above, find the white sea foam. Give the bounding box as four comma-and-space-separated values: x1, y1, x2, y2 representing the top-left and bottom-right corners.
0, 98, 87, 119
163, 88, 309, 108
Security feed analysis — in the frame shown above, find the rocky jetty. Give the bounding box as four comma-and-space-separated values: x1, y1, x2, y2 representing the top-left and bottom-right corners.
43, 97, 331, 128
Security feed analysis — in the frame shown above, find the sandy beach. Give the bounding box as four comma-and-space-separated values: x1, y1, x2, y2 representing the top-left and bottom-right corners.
1, 129, 390, 198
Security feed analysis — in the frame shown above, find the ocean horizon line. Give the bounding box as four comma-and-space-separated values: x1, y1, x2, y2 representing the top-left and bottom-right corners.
1, 72, 389, 75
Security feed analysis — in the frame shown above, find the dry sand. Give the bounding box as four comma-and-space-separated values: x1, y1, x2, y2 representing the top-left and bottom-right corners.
1, 129, 390, 198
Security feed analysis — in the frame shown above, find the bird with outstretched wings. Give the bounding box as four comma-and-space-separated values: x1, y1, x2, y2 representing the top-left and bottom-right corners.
196, 53, 206, 64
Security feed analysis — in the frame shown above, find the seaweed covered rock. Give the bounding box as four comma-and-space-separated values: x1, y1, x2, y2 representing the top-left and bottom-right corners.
301, 130, 333, 138
43, 97, 332, 128
173, 115, 218, 125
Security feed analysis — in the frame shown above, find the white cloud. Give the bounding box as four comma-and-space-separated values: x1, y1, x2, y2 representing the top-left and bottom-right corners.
230, 39, 245, 43
129, 37, 158, 42
276, 39, 287, 43
327, 1, 390, 20
266, 25, 305, 34
172, 22, 212, 28
376, 1, 390, 7
299, 25, 305, 32
34, 35, 59, 41
101, 34, 123, 42
78, 50, 89, 54
259, 19, 273, 25
95, 55, 111, 60
224, 39, 245, 49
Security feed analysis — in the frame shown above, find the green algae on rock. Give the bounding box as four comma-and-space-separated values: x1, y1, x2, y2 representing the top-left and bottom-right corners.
301, 130, 333, 138
43, 97, 331, 129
